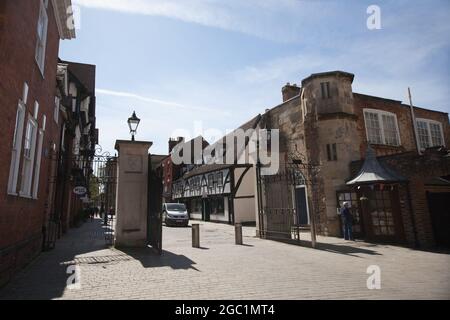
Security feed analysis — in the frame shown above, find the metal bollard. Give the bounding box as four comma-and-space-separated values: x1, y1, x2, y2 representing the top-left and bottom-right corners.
235, 223, 243, 245
192, 224, 200, 248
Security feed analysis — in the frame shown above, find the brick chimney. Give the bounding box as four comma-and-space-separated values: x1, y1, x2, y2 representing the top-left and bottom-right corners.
282, 83, 301, 102
169, 137, 184, 153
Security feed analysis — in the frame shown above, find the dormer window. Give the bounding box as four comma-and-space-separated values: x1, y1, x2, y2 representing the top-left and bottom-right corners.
363, 109, 401, 146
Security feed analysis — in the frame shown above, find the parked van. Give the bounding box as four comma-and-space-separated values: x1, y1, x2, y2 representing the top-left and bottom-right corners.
162, 203, 189, 227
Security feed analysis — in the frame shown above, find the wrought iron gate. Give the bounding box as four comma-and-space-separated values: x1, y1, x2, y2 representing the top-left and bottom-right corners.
147, 157, 163, 254
44, 145, 117, 250
256, 150, 321, 243
93, 152, 117, 246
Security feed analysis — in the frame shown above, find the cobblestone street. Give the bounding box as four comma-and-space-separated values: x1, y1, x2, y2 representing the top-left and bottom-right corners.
0, 218, 449, 300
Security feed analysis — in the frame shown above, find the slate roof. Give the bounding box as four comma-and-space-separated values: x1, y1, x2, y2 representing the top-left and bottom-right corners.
347, 145, 407, 185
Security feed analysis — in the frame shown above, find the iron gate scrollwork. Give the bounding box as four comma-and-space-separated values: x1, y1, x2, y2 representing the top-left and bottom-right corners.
256, 148, 321, 243
44, 144, 117, 250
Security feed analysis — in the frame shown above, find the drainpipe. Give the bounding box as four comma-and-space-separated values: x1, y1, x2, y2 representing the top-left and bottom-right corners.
408, 87, 422, 155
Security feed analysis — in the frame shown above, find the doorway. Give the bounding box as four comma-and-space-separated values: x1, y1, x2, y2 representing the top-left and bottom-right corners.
202, 198, 210, 221
427, 192, 450, 248
359, 187, 405, 243
294, 186, 309, 225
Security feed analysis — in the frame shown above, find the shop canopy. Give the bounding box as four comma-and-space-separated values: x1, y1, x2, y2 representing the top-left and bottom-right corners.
347, 145, 407, 186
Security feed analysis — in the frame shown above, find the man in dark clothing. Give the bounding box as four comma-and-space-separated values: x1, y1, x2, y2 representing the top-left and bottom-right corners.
340, 202, 354, 241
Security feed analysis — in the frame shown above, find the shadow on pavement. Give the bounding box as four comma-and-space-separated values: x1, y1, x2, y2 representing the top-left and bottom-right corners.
115, 247, 200, 271
0, 219, 112, 300
268, 238, 382, 257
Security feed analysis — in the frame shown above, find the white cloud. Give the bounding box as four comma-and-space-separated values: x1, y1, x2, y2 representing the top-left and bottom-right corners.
72, 0, 317, 42
96, 88, 230, 114
233, 2, 450, 113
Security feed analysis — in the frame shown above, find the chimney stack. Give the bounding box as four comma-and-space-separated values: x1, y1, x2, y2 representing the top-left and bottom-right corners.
282, 83, 301, 102
169, 137, 184, 153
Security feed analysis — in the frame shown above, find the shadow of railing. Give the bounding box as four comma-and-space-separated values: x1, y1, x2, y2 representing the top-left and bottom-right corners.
266, 237, 383, 257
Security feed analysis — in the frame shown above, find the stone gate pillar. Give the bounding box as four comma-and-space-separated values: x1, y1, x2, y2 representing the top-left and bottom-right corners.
114, 140, 152, 247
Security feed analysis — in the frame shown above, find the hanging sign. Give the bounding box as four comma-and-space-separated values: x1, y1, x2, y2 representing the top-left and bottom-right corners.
73, 186, 87, 196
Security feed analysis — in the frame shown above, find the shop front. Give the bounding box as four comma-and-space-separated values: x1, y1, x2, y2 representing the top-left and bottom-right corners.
172, 166, 233, 223
345, 146, 408, 244
337, 185, 406, 243
172, 164, 256, 224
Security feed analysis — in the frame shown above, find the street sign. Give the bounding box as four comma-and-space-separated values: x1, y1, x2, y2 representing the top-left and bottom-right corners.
73, 186, 87, 196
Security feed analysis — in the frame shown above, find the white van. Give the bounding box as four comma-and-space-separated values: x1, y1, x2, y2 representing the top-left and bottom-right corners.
162, 203, 189, 227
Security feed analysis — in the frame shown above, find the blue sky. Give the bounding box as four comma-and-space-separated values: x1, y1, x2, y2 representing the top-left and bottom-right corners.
60, 0, 450, 155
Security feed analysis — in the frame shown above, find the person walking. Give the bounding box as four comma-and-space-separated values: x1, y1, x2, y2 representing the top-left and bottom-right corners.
100, 202, 107, 226
89, 206, 95, 221
340, 202, 354, 241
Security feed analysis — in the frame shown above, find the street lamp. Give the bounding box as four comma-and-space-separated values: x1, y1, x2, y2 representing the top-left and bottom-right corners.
127, 111, 140, 141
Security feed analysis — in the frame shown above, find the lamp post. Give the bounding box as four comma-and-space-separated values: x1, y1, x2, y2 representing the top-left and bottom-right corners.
127, 111, 141, 141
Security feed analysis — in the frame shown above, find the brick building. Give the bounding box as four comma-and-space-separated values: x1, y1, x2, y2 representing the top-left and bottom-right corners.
256, 70, 450, 248
0, 0, 76, 286
48, 60, 97, 238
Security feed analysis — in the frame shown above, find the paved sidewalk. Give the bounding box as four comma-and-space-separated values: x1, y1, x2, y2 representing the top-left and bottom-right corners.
0, 218, 449, 300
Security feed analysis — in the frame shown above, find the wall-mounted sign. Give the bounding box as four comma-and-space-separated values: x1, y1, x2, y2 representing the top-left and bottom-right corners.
73, 186, 87, 196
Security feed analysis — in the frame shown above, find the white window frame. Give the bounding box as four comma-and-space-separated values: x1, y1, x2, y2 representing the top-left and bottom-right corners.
61, 123, 66, 152
32, 128, 45, 199
35, 0, 49, 76
363, 108, 401, 146
7, 102, 26, 195
19, 117, 38, 198
416, 118, 445, 150
54, 96, 60, 124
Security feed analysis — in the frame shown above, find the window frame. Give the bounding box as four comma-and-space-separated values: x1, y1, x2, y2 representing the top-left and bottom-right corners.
416, 118, 445, 150
7, 102, 26, 195
320, 82, 331, 99
19, 117, 38, 198
35, 0, 49, 76
326, 143, 338, 161
32, 128, 45, 199
363, 108, 401, 147
54, 96, 60, 124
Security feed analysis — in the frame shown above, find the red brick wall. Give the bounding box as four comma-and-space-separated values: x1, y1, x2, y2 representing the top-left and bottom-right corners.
0, 0, 62, 285
350, 151, 450, 247
354, 94, 450, 158
162, 157, 173, 200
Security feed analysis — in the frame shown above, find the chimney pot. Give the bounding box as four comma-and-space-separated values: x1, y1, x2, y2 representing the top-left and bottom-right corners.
282, 83, 301, 102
